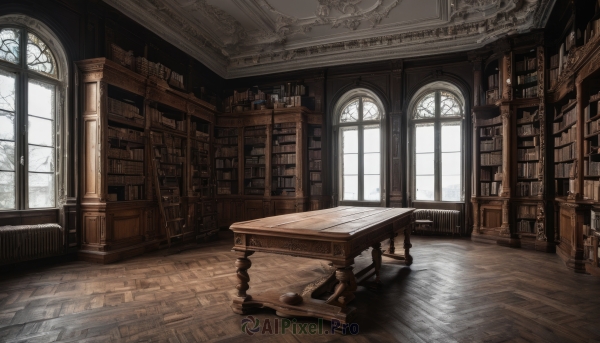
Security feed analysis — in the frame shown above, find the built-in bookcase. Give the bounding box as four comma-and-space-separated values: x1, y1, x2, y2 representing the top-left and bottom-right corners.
514, 50, 538, 99
515, 105, 542, 197
244, 125, 267, 195
190, 116, 211, 198
308, 125, 322, 196
477, 115, 503, 197
215, 127, 239, 195
553, 99, 577, 197
272, 123, 297, 197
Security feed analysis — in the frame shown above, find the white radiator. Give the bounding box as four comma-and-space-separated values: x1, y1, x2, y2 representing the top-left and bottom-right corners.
414, 209, 462, 235
0, 224, 63, 264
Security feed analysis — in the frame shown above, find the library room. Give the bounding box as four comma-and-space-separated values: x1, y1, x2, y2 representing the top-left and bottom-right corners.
1, 0, 600, 341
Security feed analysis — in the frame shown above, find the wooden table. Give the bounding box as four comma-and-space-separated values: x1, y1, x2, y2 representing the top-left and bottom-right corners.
230, 206, 415, 324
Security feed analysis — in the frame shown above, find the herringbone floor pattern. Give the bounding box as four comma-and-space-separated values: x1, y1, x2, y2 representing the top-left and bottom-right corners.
1, 235, 600, 342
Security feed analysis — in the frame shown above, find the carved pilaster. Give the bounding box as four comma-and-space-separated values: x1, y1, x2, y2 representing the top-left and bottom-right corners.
500, 106, 511, 198
502, 52, 513, 101
536, 201, 547, 241
500, 199, 510, 236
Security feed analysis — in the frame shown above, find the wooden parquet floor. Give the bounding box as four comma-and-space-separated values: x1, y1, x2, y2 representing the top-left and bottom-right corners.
1, 234, 600, 343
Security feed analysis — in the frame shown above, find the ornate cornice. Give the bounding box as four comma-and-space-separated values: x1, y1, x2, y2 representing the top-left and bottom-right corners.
103, 0, 556, 79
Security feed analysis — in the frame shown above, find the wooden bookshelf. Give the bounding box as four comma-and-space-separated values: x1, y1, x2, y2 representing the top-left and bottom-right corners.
271, 122, 297, 197
477, 114, 503, 197
515, 105, 542, 197
243, 125, 267, 196
553, 99, 577, 198
308, 124, 323, 197
215, 127, 239, 195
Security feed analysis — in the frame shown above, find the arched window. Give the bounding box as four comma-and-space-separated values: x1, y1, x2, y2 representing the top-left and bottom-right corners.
334, 89, 385, 204
0, 21, 66, 210
411, 85, 464, 202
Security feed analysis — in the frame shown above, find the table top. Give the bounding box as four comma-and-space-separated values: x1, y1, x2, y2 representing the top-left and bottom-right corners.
230, 206, 414, 240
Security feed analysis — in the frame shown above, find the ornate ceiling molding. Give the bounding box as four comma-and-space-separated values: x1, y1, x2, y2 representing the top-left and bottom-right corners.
103, 0, 556, 79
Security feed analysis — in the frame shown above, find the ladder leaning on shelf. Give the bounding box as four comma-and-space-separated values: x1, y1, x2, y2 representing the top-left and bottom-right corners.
151, 133, 189, 247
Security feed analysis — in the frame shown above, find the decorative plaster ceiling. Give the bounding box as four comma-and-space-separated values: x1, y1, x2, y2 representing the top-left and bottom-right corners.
103, 0, 556, 79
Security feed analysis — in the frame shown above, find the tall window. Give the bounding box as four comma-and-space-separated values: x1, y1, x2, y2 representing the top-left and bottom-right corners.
336, 95, 383, 202
0, 27, 60, 210
412, 90, 463, 202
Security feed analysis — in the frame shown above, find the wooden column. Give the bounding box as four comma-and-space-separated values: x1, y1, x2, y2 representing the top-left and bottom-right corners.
500, 105, 511, 198
296, 116, 305, 198
265, 123, 272, 197
473, 58, 483, 107
574, 80, 586, 199
389, 60, 403, 207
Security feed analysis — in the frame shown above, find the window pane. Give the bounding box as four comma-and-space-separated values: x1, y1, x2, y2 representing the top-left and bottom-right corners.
29, 173, 55, 208
442, 175, 461, 201
0, 171, 15, 209
27, 32, 57, 77
440, 91, 462, 117
442, 123, 461, 152
0, 28, 20, 64
0, 141, 15, 171
29, 145, 55, 172
0, 70, 16, 112
415, 123, 434, 153
416, 153, 434, 176
28, 116, 54, 147
364, 126, 380, 153
0, 111, 14, 141
343, 154, 358, 175
342, 127, 358, 153
364, 153, 380, 175
414, 92, 435, 119
340, 100, 359, 123
343, 175, 358, 200
364, 174, 380, 201
416, 175, 435, 201
362, 98, 380, 121
28, 80, 55, 119
442, 152, 461, 176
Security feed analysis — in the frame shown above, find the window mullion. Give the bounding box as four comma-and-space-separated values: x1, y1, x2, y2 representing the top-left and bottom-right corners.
435, 91, 441, 201
358, 99, 364, 201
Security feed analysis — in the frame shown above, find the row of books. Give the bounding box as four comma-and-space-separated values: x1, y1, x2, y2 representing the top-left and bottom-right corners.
518, 147, 539, 161
478, 116, 502, 126
216, 128, 239, 137
549, 68, 560, 88
310, 172, 322, 181
481, 181, 502, 196
246, 127, 267, 137
517, 124, 539, 137
273, 166, 295, 176
273, 145, 295, 153
519, 137, 539, 147
479, 126, 502, 137
555, 162, 573, 178
245, 156, 265, 165
245, 167, 265, 178
517, 205, 537, 219
107, 185, 143, 201
155, 147, 185, 164
310, 160, 322, 171
587, 160, 600, 177
480, 167, 502, 181
309, 138, 322, 148
273, 177, 296, 189
273, 135, 296, 144
555, 126, 576, 146
481, 151, 502, 166
108, 126, 145, 143
516, 71, 537, 85
250, 147, 266, 155
309, 150, 322, 159
108, 98, 143, 122
148, 108, 185, 132
586, 118, 600, 137
516, 57, 537, 72
245, 136, 266, 145
584, 180, 600, 201
108, 160, 143, 175
216, 158, 238, 168
311, 183, 323, 196
156, 163, 182, 177
517, 110, 538, 124
516, 220, 535, 234
517, 86, 538, 99
215, 137, 238, 145
554, 144, 576, 162
245, 179, 265, 188
480, 136, 502, 151
215, 147, 238, 158
487, 73, 499, 89
554, 106, 577, 132
516, 181, 542, 197
273, 153, 296, 164
108, 148, 144, 161
190, 140, 209, 153
274, 122, 296, 129
518, 162, 539, 179
107, 175, 144, 185
217, 170, 238, 180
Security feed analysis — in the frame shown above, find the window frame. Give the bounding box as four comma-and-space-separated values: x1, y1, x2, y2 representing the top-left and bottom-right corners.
411, 90, 465, 203
335, 95, 385, 206
0, 24, 62, 210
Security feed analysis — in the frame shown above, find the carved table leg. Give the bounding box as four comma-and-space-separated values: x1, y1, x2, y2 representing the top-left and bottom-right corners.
325, 266, 357, 307
371, 243, 383, 284
404, 227, 413, 266
388, 233, 396, 254
231, 251, 255, 314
